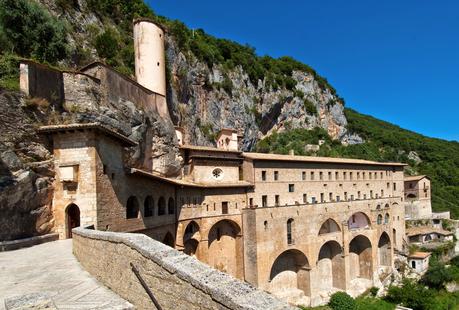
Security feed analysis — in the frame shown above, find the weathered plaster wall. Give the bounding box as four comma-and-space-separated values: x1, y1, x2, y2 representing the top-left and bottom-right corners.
72, 227, 293, 310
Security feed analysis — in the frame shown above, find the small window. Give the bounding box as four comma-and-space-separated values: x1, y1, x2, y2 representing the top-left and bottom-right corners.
275, 195, 280, 206
222, 202, 228, 214
363, 172, 366, 179
288, 184, 295, 192
328, 172, 332, 180
274, 171, 279, 181
411, 261, 416, 268
385, 213, 390, 224
329, 192, 333, 201
262, 171, 267, 181
336, 195, 340, 202
212, 168, 223, 180
287, 218, 294, 245
377, 214, 383, 224
310, 172, 315, 180
357, 172, 360, 180
126, 196, 140, 219
311, 197, 317, 203
249, 198, 253, 206
344, 192, 348, 200
319, 172, 323, 180
343, 172, 347, 180
302, 171, 306, 180
320, 193, 324, 202
103, 165, 107, 174
350, 172, 353, 180
335, 171, 339, 180
393, 183, 397, 191
264, 220, 268, 229
262, 195, 268, 207
303, 194, 307, 203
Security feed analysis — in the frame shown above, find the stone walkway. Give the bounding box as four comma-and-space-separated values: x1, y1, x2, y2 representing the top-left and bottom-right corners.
0, 240, 133, 310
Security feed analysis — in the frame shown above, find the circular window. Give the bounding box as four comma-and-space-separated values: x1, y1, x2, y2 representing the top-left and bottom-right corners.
212, 168, 223, 180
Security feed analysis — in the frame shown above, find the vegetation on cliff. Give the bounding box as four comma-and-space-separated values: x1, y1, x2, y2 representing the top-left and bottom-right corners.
256, 109, 459, 217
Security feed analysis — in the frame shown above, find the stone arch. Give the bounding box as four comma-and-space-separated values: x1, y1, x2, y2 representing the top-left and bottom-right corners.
162, 231, 175, 247
208, 220, 243, 279
183, 221, 200, 258
385, 203, 390, 208
378, 232, 391, 266
317, 241, 345, 291
269, 249, 310, 298
168, 197, 175, 215
407, 193, 417, 199
65, 203, 80, 238
384, 213, 390, 224
158, 197, 166, 216
377, 214, 383, 225
348, 212, 371, 230
144, 195, 154, 217
376, 204, 381, 210
349, 235, 373, 280
126, 196, 139, 219
319, 218, 341, 235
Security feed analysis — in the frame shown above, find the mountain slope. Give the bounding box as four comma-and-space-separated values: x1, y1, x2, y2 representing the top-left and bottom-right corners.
0, 0, 458, 224
257, 109, 459, 217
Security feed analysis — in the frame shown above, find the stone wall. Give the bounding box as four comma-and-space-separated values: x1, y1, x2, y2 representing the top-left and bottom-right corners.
72, 227, 293, 310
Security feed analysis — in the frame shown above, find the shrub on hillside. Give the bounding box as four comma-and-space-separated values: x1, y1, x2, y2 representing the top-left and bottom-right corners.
329, 292, 356, 310
0, 0, 68, 63
95, 30, 119, 61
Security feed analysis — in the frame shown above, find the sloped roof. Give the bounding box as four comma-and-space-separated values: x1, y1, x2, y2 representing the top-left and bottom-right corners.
404, 175, 430, 182
180, 144, 242, 154
409, 251, 431, 259
38, 123, 137, 146
406, 226, 453, 237
243, 152, 406, 166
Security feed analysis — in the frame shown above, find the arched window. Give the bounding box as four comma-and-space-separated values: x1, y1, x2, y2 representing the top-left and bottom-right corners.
384, 213, 390, 224
144, 196, 154, 217
158, 197, 166, 216
287, 218, 294, 245
377, 214, 383, 225
126, 196, 139, 219
168, 197, 175, 215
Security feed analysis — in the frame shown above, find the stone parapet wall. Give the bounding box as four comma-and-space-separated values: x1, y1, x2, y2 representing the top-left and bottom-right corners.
72, 227, 293, 310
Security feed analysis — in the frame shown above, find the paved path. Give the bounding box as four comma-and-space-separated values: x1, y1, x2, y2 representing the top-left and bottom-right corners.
0, 240, 133, 310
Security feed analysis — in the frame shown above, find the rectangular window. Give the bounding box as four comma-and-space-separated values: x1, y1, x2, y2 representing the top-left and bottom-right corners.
380, 172, 383, 179
364, 194, 367, 199
344, 192, 348, 200
311, 197, 317, 203
320, 172, 323, 180
311, 172, 315, 180
357, 172, 360, 180
288, 184, 295, 192
249, 198, 253, 206
387, 182, 390, 189
335, 171, 339, 180
320, 193, 324, 203
350, 172, 353, 180
393, 183, 397, 191
358, 191, 361, 199
222, 202, 228, 214
363, 172, 366, 179
336, 195, 340, 202
303, 194, 307, 203
350, 194, 354, 200
275, 195, 280, 206
328, 172, 332, 180
262, 170, 266, 181
370, 190, 373, 198
369, 173, 372, 180
274, 171, 279, 181
302, 171, 306, 180
343, 172, 347, 180
381, 190, 384, 197
262, 195, 268, 207
329, 192, 333, 201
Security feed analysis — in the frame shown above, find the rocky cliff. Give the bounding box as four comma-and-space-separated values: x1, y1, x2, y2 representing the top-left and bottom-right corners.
0, 0, 362, 241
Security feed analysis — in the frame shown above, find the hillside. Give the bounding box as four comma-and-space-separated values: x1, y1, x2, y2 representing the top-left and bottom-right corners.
257, 109, 459, 217
0, 0, 458, 239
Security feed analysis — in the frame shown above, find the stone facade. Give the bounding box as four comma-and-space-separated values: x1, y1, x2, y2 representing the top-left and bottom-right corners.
404, 175, 432, 220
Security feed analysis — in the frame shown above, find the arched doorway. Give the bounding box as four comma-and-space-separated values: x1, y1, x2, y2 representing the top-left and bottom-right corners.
208, 220, 242, 279
66, 204, 80, 238
162, 232, 175, 247
348, 212, 371, 230
349, 235, 373, 280
318, 219, 341, 235
183, 221, 200, 258
269, 249, 310, 298
317, 241, 345, 291
378, 232, 391, 266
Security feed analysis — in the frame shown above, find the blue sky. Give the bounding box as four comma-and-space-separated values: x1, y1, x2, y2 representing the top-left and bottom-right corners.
147, 0, 459, 142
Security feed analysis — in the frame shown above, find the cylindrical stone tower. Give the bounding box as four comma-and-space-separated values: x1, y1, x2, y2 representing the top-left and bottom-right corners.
133, 19, 166, 96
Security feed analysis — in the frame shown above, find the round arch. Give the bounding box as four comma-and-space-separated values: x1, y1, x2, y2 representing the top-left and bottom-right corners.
349, 235, 373, 280
207, 220, 243, 279
65, 203, 80, 238
168, 197, 175, 215
269, 249, 310, 298
126, 196, 139, 219
348, 212, 371, 230
318, 218, 341, 235
158, 197, 166, 216
317, 241, 345, 291
378, 232, 391, 266
144, 195, 154, 217
377, 214, 383, 225
183, 221, 200, 258
162, 231, 175, 248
